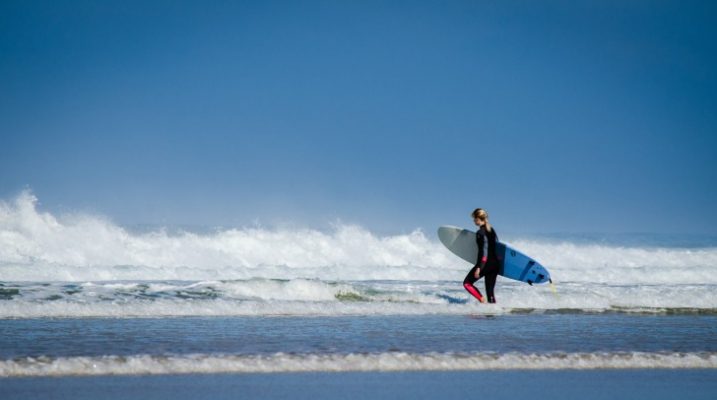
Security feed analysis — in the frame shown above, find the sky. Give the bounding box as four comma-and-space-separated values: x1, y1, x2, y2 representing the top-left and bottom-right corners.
1, 0, 716, 235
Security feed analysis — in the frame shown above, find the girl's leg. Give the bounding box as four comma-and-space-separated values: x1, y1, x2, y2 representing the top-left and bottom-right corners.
463, 266, 485, 302
463, 282, 484, 302
484, 273, 497, 303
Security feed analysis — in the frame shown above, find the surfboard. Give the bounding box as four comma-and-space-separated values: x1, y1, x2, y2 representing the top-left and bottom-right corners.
437, 226, 551, 285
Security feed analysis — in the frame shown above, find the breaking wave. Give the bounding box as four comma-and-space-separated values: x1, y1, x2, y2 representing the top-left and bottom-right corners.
1, 191, 715, 284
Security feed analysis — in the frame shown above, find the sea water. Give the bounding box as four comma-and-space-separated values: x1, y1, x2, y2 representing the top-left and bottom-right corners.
1, 193, 716, 397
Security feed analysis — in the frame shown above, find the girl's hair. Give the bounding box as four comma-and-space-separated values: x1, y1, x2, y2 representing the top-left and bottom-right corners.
471, 208, 492, 232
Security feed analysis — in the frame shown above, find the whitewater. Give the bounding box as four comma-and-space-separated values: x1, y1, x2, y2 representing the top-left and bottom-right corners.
1, 191, 716, 318
4, 352, 716, 377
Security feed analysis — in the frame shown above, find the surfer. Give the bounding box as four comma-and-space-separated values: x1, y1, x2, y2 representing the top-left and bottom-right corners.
463, 208, 499, 303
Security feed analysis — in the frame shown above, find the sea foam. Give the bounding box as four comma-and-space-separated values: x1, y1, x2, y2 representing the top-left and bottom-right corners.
2, 352, 715, 377
1, 279, 715, 318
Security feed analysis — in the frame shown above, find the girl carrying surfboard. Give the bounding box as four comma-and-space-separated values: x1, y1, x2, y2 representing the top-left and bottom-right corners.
463, 208, 500, 303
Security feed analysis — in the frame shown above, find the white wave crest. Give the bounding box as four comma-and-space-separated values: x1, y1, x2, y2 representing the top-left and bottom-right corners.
516, 240, 717, 284
2, 352, 715, 377
1, 191, 716, 284
0, 191, 453, 281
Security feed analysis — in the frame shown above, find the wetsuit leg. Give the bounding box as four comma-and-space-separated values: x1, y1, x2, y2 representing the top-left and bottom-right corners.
484, 272, 497, 303
463, 265, 484, 302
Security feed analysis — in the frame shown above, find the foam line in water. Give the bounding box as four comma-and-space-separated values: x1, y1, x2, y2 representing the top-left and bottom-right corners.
1, 279, 716, 318
1, 352, 715, 377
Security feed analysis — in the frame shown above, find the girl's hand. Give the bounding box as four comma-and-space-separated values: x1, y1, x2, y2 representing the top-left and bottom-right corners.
473, 268, 481, 279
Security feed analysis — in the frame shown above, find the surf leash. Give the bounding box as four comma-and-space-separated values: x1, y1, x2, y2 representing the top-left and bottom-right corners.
549, 279, 559, 299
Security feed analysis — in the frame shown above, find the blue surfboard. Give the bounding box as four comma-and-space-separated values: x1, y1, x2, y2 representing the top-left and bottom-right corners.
437, 226, 551, 285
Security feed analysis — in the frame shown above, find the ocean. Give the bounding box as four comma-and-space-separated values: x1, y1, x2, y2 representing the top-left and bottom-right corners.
1, 193, 716, 398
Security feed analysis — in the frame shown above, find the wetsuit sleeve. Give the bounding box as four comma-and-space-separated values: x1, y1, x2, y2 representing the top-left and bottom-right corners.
476, 230, 487, 268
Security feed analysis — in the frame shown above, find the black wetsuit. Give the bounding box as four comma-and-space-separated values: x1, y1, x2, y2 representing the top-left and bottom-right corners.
463, 226, 499, 303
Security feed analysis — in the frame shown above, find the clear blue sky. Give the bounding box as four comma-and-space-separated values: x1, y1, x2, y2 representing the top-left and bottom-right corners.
1, 0, 715, 234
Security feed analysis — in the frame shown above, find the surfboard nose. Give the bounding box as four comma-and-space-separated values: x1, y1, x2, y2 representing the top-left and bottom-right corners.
437, 226, 462, 247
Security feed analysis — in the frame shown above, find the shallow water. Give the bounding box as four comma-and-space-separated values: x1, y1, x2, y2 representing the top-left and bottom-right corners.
3, 370, 717, 400
3, 314, 717, 358
1, 314, 716, 376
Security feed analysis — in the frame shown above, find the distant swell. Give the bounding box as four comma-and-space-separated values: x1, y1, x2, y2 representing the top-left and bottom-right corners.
2, 352, 715, 377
